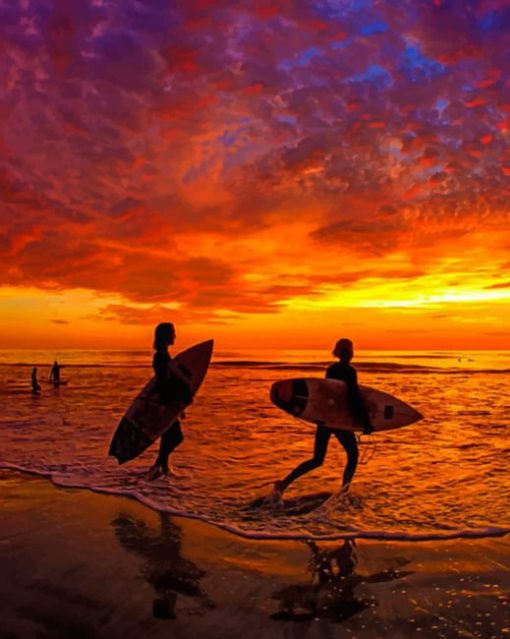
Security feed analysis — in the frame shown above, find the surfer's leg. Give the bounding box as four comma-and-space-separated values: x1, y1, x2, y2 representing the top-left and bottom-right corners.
335, 430, 358, 488
276, 425, 331, 494
347, 389, 373, 435
156, 420, 183, 473
154, 420, 184, 473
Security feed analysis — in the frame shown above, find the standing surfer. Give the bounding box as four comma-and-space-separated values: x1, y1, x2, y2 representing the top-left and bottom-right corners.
31, 367, 41, 394
49, 360, 61, 385
270, 338, 373, 500
147, 322, 193, 480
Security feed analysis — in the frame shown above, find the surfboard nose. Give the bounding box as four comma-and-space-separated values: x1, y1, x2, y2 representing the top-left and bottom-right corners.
403, 406, 424, 427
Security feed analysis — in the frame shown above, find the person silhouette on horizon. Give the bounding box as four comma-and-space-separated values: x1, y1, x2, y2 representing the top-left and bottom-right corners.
270, 338, 373, 501
49, 360, 61, 385
146, 322, 193, 480
31, 367, 41, 394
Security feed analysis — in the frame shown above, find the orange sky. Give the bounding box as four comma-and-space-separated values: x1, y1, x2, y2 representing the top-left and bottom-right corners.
1, 1, 510, 350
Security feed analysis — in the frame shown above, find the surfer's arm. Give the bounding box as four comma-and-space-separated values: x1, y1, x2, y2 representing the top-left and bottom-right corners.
347, 369, 372, 429
153, 353, 174, 405
153, 354, 193, 405
170, 375, 193, 404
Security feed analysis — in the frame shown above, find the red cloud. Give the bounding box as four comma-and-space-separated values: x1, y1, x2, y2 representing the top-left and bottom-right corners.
1, 0, 509, 323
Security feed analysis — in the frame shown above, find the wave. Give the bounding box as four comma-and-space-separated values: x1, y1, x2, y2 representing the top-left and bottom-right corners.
212, 361, 510, 375
212, 360, 329, 370
367, 354, 454, 359
0, 362, 149, 369
212, 360, 438, 371
2, 360, 510, 379
2, 463, 509, 543
2, 359, 510, 375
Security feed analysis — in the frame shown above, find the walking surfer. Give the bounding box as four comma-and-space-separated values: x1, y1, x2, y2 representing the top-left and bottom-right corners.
270, 338, 373, 501
146, 322, 193, 480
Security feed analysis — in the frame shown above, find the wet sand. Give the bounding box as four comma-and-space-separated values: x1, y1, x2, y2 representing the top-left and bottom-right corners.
1, 469, 509, 639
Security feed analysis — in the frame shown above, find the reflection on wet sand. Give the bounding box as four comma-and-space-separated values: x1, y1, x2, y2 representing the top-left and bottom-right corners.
271, 539, 413, 623
112, 512, 215, 619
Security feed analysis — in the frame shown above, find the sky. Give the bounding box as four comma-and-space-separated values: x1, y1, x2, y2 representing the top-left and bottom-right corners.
1, 0, 510, 350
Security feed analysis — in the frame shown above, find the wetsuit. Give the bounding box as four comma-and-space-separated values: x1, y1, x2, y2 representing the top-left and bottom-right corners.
152, 350, 192, 471
324, 361, 372, 485
280, 363, 369, 489
326, 361, 372, 431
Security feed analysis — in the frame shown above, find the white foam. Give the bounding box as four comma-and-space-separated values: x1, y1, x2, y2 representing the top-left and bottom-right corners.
2, 463, 509, 543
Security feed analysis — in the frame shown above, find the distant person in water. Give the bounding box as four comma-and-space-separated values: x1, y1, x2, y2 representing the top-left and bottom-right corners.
49, 360, 61, 384
270, 338, 373, 501
31, 367, 41, 394
147, 322, 193, 480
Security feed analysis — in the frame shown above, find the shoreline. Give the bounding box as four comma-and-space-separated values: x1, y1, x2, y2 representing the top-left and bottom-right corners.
2, 463, 509, 543
1, 469, 509, 638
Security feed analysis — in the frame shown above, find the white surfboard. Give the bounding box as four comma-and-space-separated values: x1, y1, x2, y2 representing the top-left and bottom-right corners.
109, 340, 214, 464
270, 377, 423, 432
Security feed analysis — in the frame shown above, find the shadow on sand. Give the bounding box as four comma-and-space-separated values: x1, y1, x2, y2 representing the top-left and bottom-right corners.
111, 511, 215, 619
270, 539, 413, 623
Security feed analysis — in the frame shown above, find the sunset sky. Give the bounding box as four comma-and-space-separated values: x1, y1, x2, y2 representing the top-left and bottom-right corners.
1, 0, 509, 350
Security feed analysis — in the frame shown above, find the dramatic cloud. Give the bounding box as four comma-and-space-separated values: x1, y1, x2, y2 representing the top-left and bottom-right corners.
1, 0, 509, 346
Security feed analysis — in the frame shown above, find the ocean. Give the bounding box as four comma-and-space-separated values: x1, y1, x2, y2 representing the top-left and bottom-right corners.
1, 348, 509, 541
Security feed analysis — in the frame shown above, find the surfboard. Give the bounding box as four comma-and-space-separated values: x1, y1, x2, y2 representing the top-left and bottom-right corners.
270, 378, 422, 432
109, 340, 214, 464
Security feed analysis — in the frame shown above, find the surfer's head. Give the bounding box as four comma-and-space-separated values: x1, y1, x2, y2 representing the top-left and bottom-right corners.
154, 322, 176, 350
333, 338, 353, 362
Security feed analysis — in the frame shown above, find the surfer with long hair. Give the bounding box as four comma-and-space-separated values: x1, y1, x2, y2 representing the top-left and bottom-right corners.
146, 322, 192, 480
270, 338, 373, 501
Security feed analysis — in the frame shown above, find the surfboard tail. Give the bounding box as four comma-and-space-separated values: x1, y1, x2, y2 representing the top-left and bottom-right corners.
109, 417, 159, 464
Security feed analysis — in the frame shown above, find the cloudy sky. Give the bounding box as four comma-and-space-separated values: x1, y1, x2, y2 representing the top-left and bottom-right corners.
1, 0, 509, 349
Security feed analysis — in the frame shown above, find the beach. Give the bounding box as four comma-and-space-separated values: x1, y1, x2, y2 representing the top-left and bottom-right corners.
1, 469, 509, 639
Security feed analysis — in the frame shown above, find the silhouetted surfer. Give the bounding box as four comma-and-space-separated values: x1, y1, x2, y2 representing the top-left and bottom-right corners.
49, 360, 61, 384
270, 338, 373, 501
327, 338, 373, 435
31, 367, 41, 394
147, 322, 193, 480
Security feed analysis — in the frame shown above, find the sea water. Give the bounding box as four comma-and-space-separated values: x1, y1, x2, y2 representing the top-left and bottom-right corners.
1, 349, 509, 540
